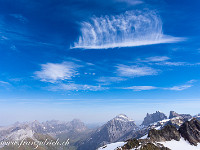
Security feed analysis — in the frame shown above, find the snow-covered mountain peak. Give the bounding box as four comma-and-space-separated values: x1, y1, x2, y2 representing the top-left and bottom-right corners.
114, 114, 134, 122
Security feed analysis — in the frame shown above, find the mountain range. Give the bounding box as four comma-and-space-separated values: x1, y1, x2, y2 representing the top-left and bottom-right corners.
0, 111, 200, 150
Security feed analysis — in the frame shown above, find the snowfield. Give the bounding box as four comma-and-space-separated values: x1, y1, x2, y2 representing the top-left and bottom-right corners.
140, 134, 148, 139
98, 137, 200, 150
159, 138, 200, 150
98, 142, 126, 150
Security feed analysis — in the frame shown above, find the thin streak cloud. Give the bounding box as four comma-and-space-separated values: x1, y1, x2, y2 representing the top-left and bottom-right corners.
164, 85, 193, 91
49, 83, 107, 91
72, 10, 185, 49
123, 86, 157, 91
117, 64, 159, 77
122, 80, 195, 91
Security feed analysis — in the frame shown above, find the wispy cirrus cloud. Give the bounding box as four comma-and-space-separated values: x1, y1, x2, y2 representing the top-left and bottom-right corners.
72, 10, 185, 49
34, 62, 79, 83
122, 80, 196, 91
137, 56, 170, 62
0, 81, 10, 85
137, 56, 200, 66
96, 77, 126, 85
116, 64, 159, 77
123, 86, 157, 91
164, 80, 196, 91
164, 85, 193, 91
155, 61, 188, 66
0, 81, 12, 89
154, 61, 200, 66
49, 83, 107, 91
117, 0, 143, 5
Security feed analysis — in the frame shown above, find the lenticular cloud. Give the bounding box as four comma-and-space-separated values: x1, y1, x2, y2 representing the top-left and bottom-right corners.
71, 10, 184, 49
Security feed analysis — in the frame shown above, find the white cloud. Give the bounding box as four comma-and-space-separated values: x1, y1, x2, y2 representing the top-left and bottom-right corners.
0, 81, 11, 89
164, 85, 193, 91
0, 81, 10, 85
187, 80, 197, 84
121, 80, 195, 91
137, 56, 200, 66
123, 86, 157, 91
97, 77, 126, 84
72, 10, 185, 49
35, 62, 78, 83
117, 0, 143, 5
155, 61, 188, 66
138, 56, 170, 62
117, 65, 159, 77
50, 83, 106, 91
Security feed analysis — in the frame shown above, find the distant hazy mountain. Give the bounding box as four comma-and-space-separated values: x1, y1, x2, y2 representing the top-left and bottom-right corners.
141, 111, 167, 126
0, 119, 91, 150
169, 111, 192, 121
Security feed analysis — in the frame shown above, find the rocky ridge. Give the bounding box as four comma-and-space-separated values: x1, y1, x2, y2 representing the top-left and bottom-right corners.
77, 114, 138, 150
142, 111, 167, 126
100, 118, 200, 150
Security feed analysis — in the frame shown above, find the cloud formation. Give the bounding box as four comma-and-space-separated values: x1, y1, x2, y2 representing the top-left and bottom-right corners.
0, 81, 10, 85
35, 62, 79, 83
117, 0, 143, 5
137, 56, 200, 66
165, 85, 192, 91
117, 64, 159, 77
50, 83, 106, 91
122, 80, 195, 91
0, 81, 12, 90
138, 56, 170, 62
97, 77, 126, 85
72, 10, 184, 49
123, 86, 157, 91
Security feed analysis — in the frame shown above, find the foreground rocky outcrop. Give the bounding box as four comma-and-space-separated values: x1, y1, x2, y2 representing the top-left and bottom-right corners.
148, 125, 180, 142
179, 118, 200, 146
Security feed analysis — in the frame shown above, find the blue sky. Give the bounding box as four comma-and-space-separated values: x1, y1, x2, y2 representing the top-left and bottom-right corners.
0, 0, 200, 125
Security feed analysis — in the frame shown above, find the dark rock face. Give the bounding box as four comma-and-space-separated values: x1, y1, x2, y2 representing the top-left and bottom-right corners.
78, 114, 138, 150
169, 111, 179, 119
169, 111, 192, 121
142, 111, 167, 126
121, 139, 140, 149
148, 125, 180, 142
118, 127, 148, 142
179, 118, 200, 146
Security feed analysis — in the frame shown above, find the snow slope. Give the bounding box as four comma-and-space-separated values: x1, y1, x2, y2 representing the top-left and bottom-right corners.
98, 142, 126, 150
159, 138, 200, 150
